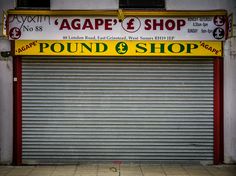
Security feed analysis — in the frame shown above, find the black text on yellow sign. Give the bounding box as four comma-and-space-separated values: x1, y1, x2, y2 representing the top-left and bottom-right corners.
15, 40, 222, 56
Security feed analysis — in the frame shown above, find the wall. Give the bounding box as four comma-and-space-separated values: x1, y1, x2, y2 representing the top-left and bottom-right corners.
221, 0, 236, 164
224, 30, 236, 163
51, 0, 118, 10
166, 0, 236, 23
0, 0, 14, 164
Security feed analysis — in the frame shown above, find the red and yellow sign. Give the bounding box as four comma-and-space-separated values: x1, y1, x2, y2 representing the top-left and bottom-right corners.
14, 40, 222, 56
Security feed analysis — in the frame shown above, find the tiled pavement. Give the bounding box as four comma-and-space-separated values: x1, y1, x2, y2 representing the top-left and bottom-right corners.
0, 164, 236, 176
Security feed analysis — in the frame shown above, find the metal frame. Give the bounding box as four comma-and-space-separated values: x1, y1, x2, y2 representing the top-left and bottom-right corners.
13, 56, 22, 165
213, 57, 224, 164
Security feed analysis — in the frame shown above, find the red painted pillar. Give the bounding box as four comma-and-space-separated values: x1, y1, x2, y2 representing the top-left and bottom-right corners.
213, 57, 224, 164
13, 56, 22, 165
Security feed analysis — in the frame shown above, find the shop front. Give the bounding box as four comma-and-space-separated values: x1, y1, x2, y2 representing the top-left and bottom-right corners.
7, 10, 226, 165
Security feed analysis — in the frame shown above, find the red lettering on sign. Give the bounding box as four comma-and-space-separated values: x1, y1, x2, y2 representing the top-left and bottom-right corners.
144, 19, 152, 30
104, 19, 113, 30
177, 20, 186, 30
200, 41, 220, 55
94, 19, 104, 29
16, 41, 37, 53
153, 19, 164, 30
165, 20, 175, 30
58, 18, 114, 31
58, 18, 187, 31
59, 19, 71, 30
144, 19, 186, 31
71, 19, 80, 29
82, 19, 93, 30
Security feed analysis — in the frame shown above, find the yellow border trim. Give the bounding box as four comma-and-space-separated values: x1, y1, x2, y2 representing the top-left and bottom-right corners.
7, 9, 227, 16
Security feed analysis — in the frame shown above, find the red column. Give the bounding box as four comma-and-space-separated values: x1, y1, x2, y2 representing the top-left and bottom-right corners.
13, 56, 22, 165
213, 57, 224, 164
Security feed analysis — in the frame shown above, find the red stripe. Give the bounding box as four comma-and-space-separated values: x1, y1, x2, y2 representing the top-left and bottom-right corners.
213, 57, 224, 164
13, 56, 22, 165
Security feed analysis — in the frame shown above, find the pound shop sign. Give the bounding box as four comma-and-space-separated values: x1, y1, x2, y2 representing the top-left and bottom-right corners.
14, 40, 222, 57
8, 15, 227, 41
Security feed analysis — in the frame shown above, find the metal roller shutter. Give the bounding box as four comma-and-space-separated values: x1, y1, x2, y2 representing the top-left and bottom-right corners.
22, 57, 214, 164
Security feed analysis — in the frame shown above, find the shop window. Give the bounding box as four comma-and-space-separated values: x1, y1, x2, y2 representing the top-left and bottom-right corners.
119, 0, 165, 9
17, 0, 50, 9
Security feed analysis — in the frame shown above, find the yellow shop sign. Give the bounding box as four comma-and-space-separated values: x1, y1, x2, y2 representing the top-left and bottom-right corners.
14, 40, 222, 56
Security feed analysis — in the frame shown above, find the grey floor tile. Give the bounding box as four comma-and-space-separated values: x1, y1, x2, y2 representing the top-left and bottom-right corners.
183, 165, 212, 176
162, 164, 189, 176
141, 164, 165, 176
205, 165, 236, 176
5, 167, 34, 176
28, 166, 56, 176
119, 164, 143, 176
0, 166, 14, 176
75, 164, 98, 176
51, 165, 77, 176
97, 164, 119, 176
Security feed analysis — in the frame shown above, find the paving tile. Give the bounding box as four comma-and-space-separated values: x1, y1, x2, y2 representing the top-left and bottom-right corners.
142, 174, 165, 176
0, 166, 14, 176
217, 166, 236, 176
162, 165, 189, 176
164, 175, 190, 176
54, 165, 77, 170
75, 170, 97, 174
74, 174, 97, 176
28, 171, 52, 176
98, 164, 117, 171
28, 166, 56, 176
77, 164, 98, 171
5, 167, 34, 176
97, 164, 119, 176
120, 173, 143, 176
183, 165, 211, 176
51, 165, 76, 176
74, 164, 98, 176
121, 172, 143, 175
142, 171, 166, 176
121, 164, 140, 171
98, 173, 118, 176
120, 164, 143, 176
205, 165, 236, 176
141, 164, 165, 176
141, 164, 164, 171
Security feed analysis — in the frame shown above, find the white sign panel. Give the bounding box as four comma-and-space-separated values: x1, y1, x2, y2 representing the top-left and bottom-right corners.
8, 15, 227, 41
